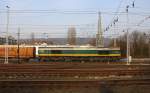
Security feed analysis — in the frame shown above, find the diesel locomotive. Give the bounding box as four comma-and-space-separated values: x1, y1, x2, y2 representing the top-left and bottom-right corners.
0, 45, 124, 62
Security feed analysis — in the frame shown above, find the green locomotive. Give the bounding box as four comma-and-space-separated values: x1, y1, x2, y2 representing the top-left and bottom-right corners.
36, 46, 121, 62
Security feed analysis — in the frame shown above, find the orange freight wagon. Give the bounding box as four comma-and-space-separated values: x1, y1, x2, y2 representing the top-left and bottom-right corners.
0, 45, 35, 58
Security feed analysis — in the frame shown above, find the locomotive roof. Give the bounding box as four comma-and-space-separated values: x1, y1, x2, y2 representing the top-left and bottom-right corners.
38, 47, 120, 50
0, 45, 120, 50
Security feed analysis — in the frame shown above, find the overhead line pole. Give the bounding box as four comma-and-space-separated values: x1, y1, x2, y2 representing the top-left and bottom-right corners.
126, 5, 130, 65
113, 24, 117, 47
96, 12, 104, 48
149, 35, 150, 58
4, 6, 10, 64
17, 27, 20, 64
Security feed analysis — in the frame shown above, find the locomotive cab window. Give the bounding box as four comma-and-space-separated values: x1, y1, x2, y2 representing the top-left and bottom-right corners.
109, 50, 120, 54
38, 50, 50, 54
38, 50, 45, 54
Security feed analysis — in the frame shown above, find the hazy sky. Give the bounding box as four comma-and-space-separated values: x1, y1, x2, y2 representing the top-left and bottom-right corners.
0, 0, 150, 38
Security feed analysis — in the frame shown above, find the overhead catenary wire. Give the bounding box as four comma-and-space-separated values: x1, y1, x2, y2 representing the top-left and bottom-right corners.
0, 10, 150, 16
104, 0, 124, 32
0, 1, 149, 39
104, 0, 146, 32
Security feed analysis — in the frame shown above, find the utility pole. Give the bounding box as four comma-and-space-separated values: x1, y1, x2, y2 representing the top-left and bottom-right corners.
43, 33, 48, 44
149, 35, 150, 58
146, 34, 150, 58
113, 25, 117, 47
126, 5, 131, 65
17, 27, 20, 64
144, 33, 150, 58
96, 12, 104, 47
4, 6, 10, 64
31, 32, 35, 45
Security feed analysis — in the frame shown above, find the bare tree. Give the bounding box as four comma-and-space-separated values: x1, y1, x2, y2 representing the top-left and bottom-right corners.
119, 31, 149, 58
68, 27, 76, 45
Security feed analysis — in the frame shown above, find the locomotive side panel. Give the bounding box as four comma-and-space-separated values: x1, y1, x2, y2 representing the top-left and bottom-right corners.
37, 47, 121, 62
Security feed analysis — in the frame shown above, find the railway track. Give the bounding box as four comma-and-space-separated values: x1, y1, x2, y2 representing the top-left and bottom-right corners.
0, 63, 149, 88
0, 58, 150, 64
0, 69, 149, 80
0, 63, 149, 69
0, 79, 149, 87
0, 64, 149, 80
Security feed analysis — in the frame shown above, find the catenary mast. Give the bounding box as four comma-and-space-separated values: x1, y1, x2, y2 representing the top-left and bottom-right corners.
96, 12, 104, 47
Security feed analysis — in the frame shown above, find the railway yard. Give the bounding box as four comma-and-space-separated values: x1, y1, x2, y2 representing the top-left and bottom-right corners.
0, 62, 149, 93
1, 0, 150, 92
0, 45, 149, 93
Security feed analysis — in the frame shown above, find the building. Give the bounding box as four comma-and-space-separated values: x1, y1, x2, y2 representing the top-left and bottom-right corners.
0, 36, 17, 45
